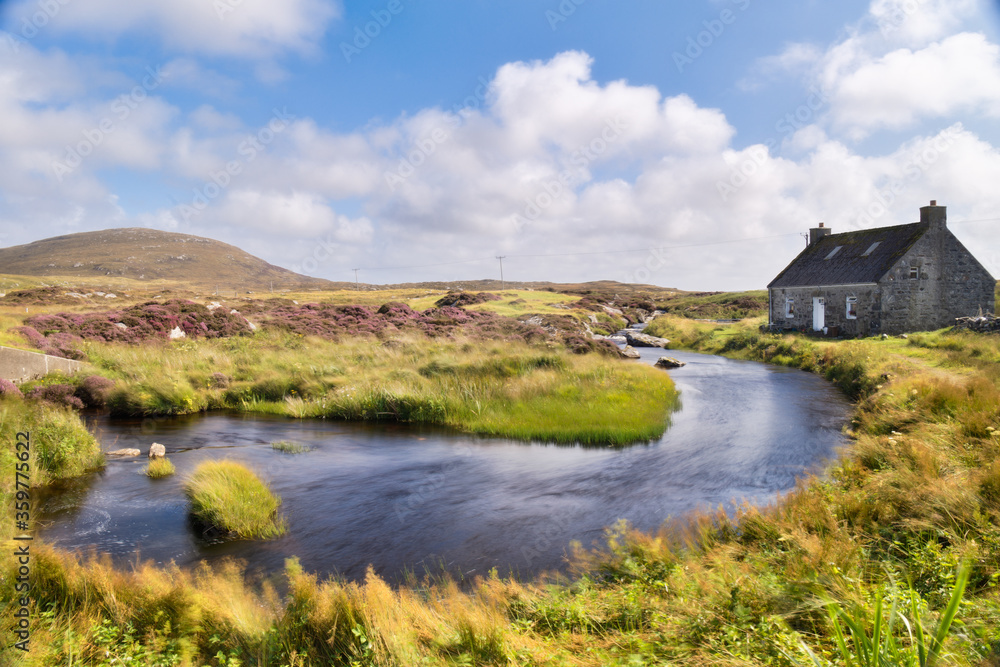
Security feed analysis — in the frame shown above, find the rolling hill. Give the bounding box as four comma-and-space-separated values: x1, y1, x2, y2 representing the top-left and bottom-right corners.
0, 227, 343, 291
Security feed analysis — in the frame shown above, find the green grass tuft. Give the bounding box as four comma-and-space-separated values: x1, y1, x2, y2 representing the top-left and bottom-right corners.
184, 460, 285, 539
270, 440, 309, 454
144, 457, 175, 478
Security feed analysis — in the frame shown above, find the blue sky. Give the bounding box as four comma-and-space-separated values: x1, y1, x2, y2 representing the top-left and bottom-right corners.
2, 0, 1000, 290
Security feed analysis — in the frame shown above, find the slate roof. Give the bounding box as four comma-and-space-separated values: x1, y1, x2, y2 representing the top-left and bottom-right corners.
768, 222, 929, 288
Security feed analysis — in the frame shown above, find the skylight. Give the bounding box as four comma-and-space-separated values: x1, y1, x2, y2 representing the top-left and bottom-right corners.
824, 246, 842, 260
861, 241, 882, 257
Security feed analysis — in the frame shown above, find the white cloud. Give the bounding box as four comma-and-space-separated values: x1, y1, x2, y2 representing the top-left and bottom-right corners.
827, 33, 1000, 136
4, 0, 340, 59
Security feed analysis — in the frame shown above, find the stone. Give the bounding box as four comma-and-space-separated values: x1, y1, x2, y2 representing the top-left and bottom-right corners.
114, 322, 127, 330
625, 331, 670, 348
619, 345, 641, 359
169, 326, 186, 339
655, 356, 686, 369
148, 443, 166, 458
107, 448, 141, 457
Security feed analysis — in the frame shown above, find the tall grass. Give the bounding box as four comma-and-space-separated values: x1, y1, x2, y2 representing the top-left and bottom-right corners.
145, 456, 176, 478
7, 318, 1000, 664
184, 460, 285, 539
87, 332, 678, 445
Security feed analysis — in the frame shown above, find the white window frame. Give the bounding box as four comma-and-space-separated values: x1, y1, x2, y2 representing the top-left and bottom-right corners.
785, 298, 795, 318
909, 265, 919, 279
846, 296, 858, 320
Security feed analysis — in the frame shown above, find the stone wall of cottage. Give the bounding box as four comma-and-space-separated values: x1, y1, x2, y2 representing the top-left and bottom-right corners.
769, 285, 880, 336
878, 226, 995, 334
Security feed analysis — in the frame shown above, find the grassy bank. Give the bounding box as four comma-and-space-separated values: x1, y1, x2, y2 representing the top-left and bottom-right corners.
6, 318, 1000, 664
81, 331, 676, 446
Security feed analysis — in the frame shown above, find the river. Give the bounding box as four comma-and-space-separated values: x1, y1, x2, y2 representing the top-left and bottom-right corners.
37, 348, 851, 583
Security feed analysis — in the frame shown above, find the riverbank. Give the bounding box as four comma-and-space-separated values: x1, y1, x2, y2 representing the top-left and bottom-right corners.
4, 318, 1000, 664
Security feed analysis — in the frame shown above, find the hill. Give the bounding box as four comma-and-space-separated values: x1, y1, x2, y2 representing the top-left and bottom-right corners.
0, 227, 343, 291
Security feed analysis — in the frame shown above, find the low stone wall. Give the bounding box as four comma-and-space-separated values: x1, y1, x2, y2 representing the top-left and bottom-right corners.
953, 315, 1000, 333
0, 345, 84, 383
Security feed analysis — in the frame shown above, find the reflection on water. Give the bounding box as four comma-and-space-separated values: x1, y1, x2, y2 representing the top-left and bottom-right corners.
37, 349, 851, 583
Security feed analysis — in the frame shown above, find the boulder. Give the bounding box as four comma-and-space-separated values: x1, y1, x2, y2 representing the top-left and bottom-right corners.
619, 345, 641, 359
169, 326, 186, 339
625, 331, 670, 348
655, 356, 686, 369
107, 448, 141, 457
148, 443, 166, 458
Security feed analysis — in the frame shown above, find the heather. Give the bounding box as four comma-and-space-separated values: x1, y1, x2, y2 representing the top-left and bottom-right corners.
17, 298, 253, 357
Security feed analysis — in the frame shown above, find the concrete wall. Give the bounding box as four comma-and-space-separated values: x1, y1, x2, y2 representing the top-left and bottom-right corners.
0, 345, 83, 383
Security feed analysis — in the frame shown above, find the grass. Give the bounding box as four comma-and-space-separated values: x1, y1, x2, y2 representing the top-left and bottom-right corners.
184, 460, 286, 540
84, 331, 677, 445
145, 457, 176, 478
271, 440, 310, 454
9, 307, 1000, 664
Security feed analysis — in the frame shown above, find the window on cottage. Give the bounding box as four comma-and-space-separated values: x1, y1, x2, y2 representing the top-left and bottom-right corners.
846, 296, 857, 319
909, 266, 919, 279
785, 298, 794, 318
824, 246, 843, 260
862, 242, 881, 257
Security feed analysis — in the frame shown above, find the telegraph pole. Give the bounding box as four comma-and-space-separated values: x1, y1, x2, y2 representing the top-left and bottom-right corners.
352, 269, 360, 291
496, 256, 506, 291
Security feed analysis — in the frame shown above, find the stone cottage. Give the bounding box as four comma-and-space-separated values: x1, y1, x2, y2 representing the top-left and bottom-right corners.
767, 201, 995, 336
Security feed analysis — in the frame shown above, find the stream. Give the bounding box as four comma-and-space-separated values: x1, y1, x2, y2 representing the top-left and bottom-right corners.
36, 347, 851, 583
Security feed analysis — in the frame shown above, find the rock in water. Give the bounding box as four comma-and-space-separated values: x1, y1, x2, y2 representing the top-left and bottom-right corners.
625, 331, 670, 348
108, 448, 141, 457
148, 443, 166, 458
619, 345, 641, 359
655, 357, 686, 369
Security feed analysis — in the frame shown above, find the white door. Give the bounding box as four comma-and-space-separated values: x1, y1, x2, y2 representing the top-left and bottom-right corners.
813, 297, 825, 331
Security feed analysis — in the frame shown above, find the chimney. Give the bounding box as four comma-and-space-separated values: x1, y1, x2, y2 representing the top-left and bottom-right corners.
920, 200, 946, 228
809, 222, 832, 246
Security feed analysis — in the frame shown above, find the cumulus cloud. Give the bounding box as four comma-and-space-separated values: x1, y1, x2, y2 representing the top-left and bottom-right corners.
826, 33, 1000, 136
2, 0, 339, 59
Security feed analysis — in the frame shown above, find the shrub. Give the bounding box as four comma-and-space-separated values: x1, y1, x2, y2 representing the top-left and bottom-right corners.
271, 441, 309, 454
75, 375, 115, 408
26, 383, 85, 410
184, 460, 285, 539
0, 378, 23, 399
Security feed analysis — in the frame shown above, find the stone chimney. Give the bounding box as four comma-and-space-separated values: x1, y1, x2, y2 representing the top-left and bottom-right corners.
809, 222, 832, 246
920, 200, 946, 228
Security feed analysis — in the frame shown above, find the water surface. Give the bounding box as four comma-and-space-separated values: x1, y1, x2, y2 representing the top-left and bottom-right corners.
37, 349, 851, 582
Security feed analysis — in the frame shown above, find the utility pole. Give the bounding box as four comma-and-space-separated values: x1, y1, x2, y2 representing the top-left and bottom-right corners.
496, 256, 506, 291
352, 269, 360, 291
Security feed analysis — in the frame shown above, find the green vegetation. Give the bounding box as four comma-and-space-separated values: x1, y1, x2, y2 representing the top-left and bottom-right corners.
184, 460, 285, 540
145, 457, 176, 478
9, 289, 1000, 664
0, 397, 104, 541
654, 289, 769, 320
85, 332, 676, 445
271, 440, 310, 454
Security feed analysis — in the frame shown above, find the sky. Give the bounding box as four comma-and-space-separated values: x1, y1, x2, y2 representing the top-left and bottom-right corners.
2, 0, 1000, 290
